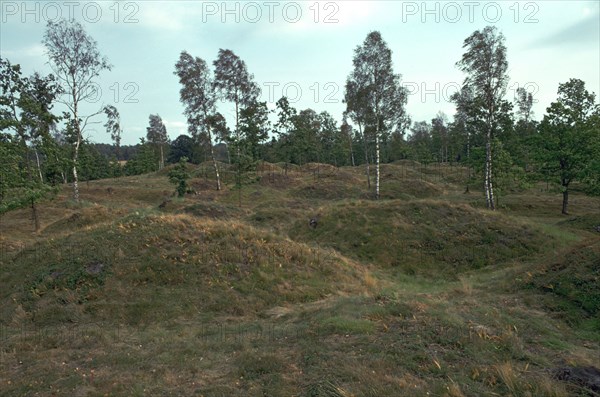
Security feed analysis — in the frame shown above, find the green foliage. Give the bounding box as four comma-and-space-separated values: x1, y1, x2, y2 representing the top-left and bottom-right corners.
239, 100, 270, 163
77, 142, 112, 181
536, 79, 599, 211
124, 138, 160, 176
0, 58, 62, 220
168, 156, 190, 197
493, 138, 529, 204
0, 134, 22, 202
168, 134, 202, 164
407, 121, 434, 162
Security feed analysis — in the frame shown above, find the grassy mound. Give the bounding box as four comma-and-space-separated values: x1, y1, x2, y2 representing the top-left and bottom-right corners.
180, 202, 242, 219
557, 213, 600, 233
292, 180, 365, 201
1, 165, 599, 396
379, 178, 445, 199
523, 240, 600, 331
1, 213, 369, 328
41, 205, 119, 235
290, 200, 556, 276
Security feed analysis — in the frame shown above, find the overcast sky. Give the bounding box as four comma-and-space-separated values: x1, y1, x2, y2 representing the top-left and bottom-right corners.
1, 0, 599, 145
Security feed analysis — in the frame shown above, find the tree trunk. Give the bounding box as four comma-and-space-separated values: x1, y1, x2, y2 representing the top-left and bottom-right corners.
35, 149, 44, 182
360, 122, 370, 189
160, 144, 164, 170
562, 183, 569, 215
465, 131, 471, 193
207, 128, 221, 191
20, 137, 41, 231
375, 132, 380, 200
484, 129, 495, 210
375, 98, 380, 200
73, 135, 80, 202
72, 85, 81, 202
235, 100, 241, 165
350, 136, 355, 167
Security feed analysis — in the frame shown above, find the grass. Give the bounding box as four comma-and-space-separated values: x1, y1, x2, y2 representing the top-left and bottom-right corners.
1, 162, 599, 396
289, 199, 559, 277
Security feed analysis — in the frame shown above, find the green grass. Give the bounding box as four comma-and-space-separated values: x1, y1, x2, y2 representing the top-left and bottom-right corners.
289, 199, 558, 278
1, 162, 599, 396
520, 240, 600, 330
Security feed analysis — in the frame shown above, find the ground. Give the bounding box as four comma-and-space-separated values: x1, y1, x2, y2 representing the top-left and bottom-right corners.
1, 161, 599, 396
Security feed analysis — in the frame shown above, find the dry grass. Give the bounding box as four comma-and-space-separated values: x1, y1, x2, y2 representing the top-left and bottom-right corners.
1, 163, 599, 396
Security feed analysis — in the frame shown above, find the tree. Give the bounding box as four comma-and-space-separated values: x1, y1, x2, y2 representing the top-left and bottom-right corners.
124, 137, 159, 176
43, 18, 111, 202
146, 114, 169, 169
290, 108, 322, 164
213, 49, 259, 205
168, 134, 200, 164
274, 96, 298, 167
537, 78, 599, 214
516, 87, 534, 124
174, 51, 222, 190
345, 74, 374, 187
318, 111, 347, 166
168, 156, 190, 197
512, 88, 538, 171
239, 100, 270, 163
213, 49, 260, 165
341, 115, 355, 166
456, 26, 509, 210
103, 105, 122, 154
0, 58, 61, 230
408, 121, 433, 162
77, 140, 111, 181
431, 112, 449, 162
103, 105, 123, 177
345, 31, 408, 199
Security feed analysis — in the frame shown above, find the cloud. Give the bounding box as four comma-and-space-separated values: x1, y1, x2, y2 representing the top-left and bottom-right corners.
163, 119, 187, 136
277, 1, 380, 34
135, 2, 200, 32
2, 43, 46, 58
528, 12, 600, 49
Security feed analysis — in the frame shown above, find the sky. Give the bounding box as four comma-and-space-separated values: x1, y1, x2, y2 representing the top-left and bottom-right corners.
1, 0, 599, 145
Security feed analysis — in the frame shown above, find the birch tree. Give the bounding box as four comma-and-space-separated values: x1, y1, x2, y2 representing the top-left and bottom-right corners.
344, 78, 373, 188
43, 18, 111, 202
174, 51, 221, 190
345, 31, 408, 199
146, 114, 168, 169
103, 105, 122, 155
212, 49, 259, 166
456, 26, 509, 210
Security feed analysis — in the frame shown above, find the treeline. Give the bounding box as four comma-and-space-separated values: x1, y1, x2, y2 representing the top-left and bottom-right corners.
1, 19, 599, 231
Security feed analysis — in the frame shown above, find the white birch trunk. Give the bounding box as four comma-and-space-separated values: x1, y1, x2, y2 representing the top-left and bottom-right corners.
35, 149, 44, 182
375, 132, 380, 200
208, 128, 221, 191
